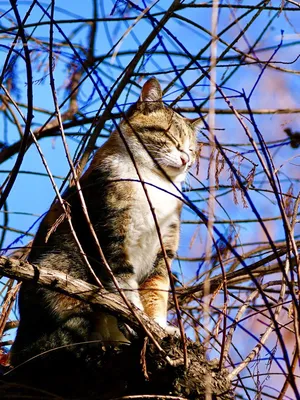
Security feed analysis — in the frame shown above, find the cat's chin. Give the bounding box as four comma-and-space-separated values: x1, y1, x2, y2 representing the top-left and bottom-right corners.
160, 165, 188, 179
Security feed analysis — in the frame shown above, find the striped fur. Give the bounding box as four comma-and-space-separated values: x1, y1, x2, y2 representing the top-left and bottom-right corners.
10, 78, 199, 366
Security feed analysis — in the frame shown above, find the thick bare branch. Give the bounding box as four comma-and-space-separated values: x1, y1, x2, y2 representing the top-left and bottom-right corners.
0, 255, 166, 340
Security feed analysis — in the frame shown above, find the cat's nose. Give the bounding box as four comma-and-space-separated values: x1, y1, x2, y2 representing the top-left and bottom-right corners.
180, 152, 190, 166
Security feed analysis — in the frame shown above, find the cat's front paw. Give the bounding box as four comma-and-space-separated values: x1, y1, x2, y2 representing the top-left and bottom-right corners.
164, 325, 181, 336
153, 317, 181, 336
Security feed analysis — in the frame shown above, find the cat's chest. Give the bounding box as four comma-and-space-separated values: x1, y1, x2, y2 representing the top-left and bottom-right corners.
125, 172, 180, 281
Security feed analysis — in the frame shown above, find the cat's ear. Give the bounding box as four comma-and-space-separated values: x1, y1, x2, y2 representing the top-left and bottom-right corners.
188, 117, 203, 131
139, 78, 163, 110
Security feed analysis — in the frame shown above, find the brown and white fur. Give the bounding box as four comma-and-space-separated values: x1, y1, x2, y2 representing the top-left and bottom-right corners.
10, 78, 199, 366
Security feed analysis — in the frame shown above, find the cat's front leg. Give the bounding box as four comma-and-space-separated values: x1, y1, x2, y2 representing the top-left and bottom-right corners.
107, 266, 144, 311
110, 271, 144, 340
94, 269, 143, 343
139, 263, 179, 336
118, 275, 144, 311
138, 215, 182, 336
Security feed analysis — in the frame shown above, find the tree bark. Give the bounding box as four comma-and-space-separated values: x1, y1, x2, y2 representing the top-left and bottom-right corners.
0, 256, 233, 399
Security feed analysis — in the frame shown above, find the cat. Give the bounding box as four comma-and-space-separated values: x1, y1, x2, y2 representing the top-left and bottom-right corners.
10, 77, 200, 368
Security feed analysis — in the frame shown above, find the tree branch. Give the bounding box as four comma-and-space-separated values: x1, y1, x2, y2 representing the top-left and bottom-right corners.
0, 255, 167, 340
0, 255, 233, 399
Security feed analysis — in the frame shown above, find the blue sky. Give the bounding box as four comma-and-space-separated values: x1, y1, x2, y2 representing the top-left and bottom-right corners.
1, 0, 299, 252
0, 1, 300, 395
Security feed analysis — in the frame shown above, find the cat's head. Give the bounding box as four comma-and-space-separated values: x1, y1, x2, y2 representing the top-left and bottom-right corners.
121, 78, 201, 182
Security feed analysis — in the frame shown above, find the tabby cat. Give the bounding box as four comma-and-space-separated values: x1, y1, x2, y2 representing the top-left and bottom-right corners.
10, 78, 199, 367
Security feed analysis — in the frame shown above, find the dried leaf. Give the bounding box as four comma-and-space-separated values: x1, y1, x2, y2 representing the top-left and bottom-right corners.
246, 166, 256, 188
189, 225, 201, 250
283, 183, 294, 218
195, 142, 203, 175
230, 170, 238, 205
